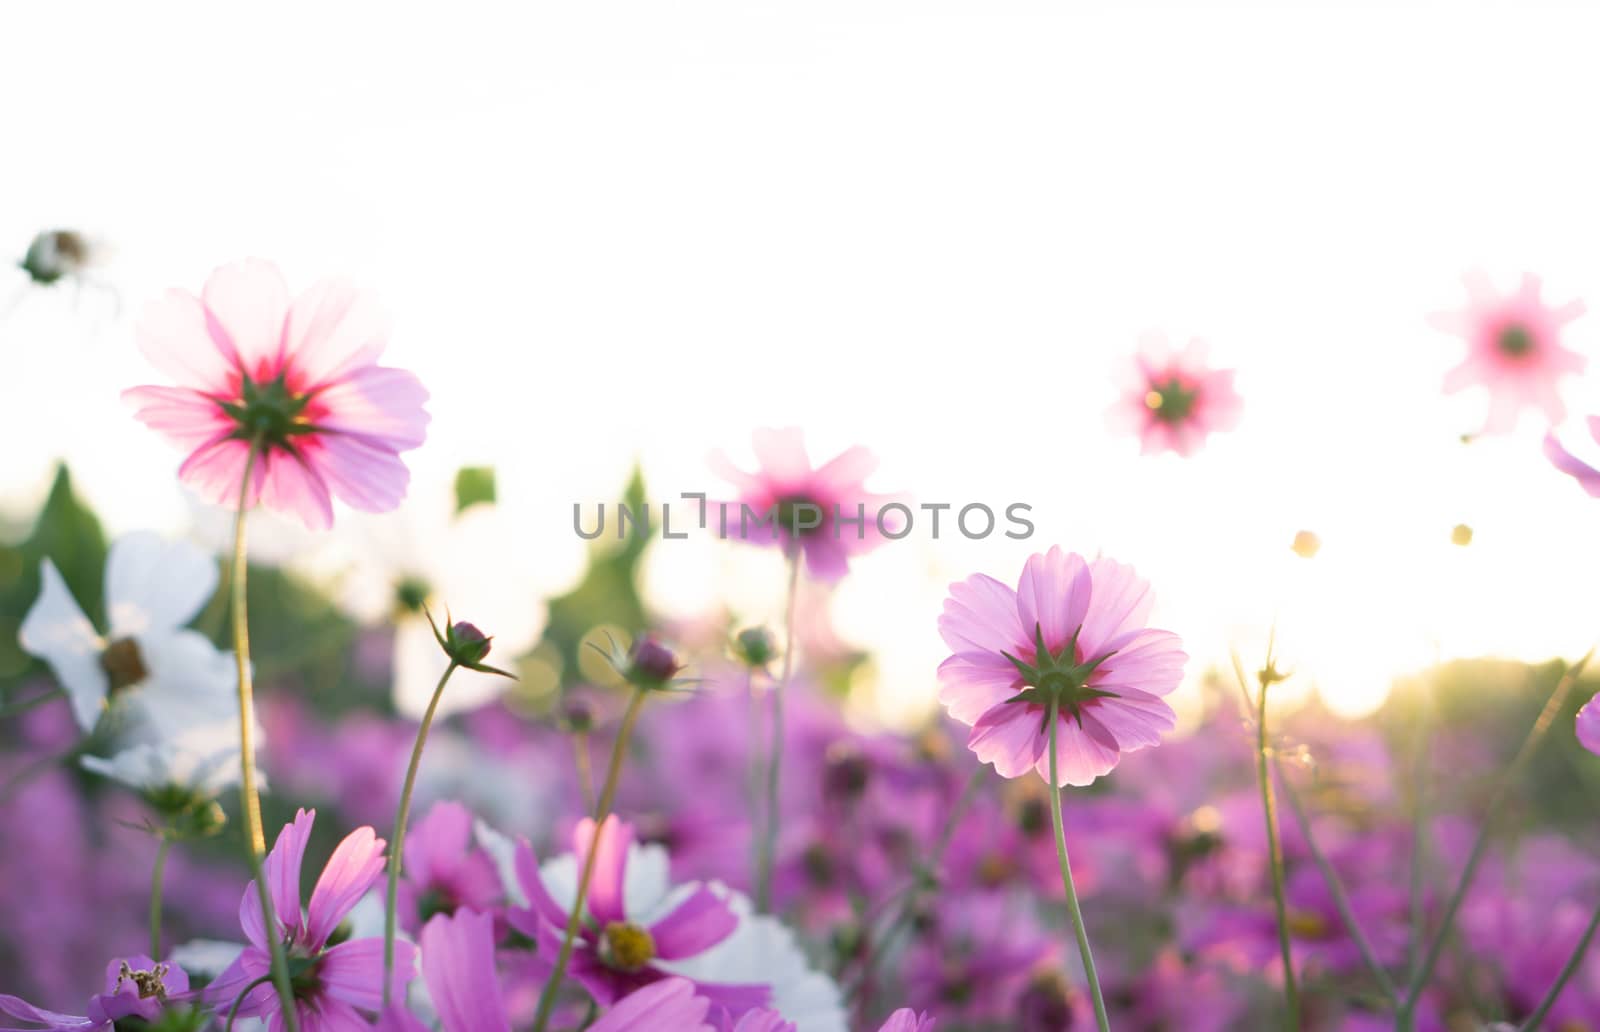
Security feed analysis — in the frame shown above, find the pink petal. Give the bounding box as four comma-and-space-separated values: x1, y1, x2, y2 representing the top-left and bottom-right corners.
123, 385, 232, 451
317, 937, 415, 1015
258, 448, 335, 531
574, 815, 633, 925
1093, 628, 1187, 697
177, 434, 260, 509
967, 704, 1048, 780
1036, 710, 1123, 787
1076, 557, 1154, 659
419, 911, 511, 1032
937, 652, 1023, 726
202, 259, 290, 383
135, 287, 238, 394
591, 979, 712, 1032
404, 801, 473, 889
810, 445, 878, 495
1544, 432, 1600, 497
285, 278, 390, 391
306, 434, 412, 514
305, 826, 388, 948
938, 573, 1022, 656
511, 839, 571, 931
1083, 690, 1176, 752
310, 365, 431, 451
1578, 700, 1600, 756
1015, 547, 1091, 655
648, 886, 738, 959
750, 427, 812, 487
243, 809, 315, 950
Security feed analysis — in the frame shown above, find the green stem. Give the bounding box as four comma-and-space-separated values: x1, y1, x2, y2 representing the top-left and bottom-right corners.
149, 834, 170, 960
755, 552, 801, 913
574, 731, 594, 817
0, 686, 64, 719
1256, 672, 1301, 1030
1517, 894, 1600, 1031
383, 660, 461, 1008
531, 687, 648, 1032
1047, 696, 1110, 1032
228, 442, 299, 1032
1274, 758, 1397, 1006
1400, 652, 1592, 1022
225, 974, 274, 1032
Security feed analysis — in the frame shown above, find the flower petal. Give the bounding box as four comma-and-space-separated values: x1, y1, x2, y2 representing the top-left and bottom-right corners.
285, 278, 390, 391
104, 531, 218, 637
305, 826, 389, 948
938, 573, 1022, 656
18, 559, 106, 732
590, 978, 713, 1032
310, 366, 431, 451
649, 886, 739, 960
575, 815, 633, 926
1015, 547, 1091, 655
135, 287, 238, 394
967, 704, 1048, 780
418, 910, 512, 1032
202, 258, 290, 382
318, 937, 416, 1015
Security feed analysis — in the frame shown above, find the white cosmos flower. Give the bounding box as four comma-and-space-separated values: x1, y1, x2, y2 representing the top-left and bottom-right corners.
18, 531, 239, 739
519, 832, 847, 1032
79, 719, 259, 799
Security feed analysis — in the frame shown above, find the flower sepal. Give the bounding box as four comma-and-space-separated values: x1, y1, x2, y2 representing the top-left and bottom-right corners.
424, 608, 516, 678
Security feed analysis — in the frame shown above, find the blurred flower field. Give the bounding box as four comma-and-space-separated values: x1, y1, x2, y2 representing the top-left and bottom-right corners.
3, 257, 1600, 1032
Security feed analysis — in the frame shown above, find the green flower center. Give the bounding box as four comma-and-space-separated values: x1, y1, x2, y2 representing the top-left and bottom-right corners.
1144, 377, 1199, 425
1497, 323, 1535, 358
774, 494, 826, 538
100, 637, 148, 693
600, 921, 657, 972
219, 374, 315, 450
999, 622, 1120, 726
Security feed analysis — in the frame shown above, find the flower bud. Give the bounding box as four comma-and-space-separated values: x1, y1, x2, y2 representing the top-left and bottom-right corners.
628, 636, 683, 689
732, 626, 777, 669
448, 621, 492, 664
822, 741, 871, 804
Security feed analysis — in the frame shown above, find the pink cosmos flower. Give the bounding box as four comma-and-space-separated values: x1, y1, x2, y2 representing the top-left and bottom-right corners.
0, 955, 189, 1031
712, 428, 897, 581
877, 1010, 935, 1032
1108, 334, 1241, 456
208, 808, 415, 1029
508, 814, 769, 1014
125, 258, 430, 530
1430, 271, 1586, 434
938, 547, 1187, 786
397, 801, 503, 930
404, 909, 715, 1032
1577, 699, 1600, 756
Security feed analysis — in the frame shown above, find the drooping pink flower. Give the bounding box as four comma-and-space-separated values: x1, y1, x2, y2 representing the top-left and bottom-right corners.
938, 547, 1187, 786
712, 428, 897, 581
1108, 334, 1241, 456
0, 955, 189, 1031
208, 809, 415, 1029
397, 800, 503, 930
508, 814, 769, 1015
1430, 271, 1586, 434
1576, 699, 1600, 756
125, 259, 430, 530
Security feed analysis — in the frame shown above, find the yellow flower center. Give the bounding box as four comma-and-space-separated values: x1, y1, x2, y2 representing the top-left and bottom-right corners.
600, 921, 657, 972
1286, 909, 1329, 940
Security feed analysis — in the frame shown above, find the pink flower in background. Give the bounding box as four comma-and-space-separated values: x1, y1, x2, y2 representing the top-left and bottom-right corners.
1543, 418, 1600, 498
397, 800, 504, 930
938, 547, 1187, 786
124, 258, 430, 530
1108, 334, 1241, 456
1577, 699, 1600, 756
1430, 271, 1586, 434
508, 814, 769, 1014
208, 809, 414, 1030
876, 1009, 935, 1032
0, 955, 189, 1031
712, 428, 897, 581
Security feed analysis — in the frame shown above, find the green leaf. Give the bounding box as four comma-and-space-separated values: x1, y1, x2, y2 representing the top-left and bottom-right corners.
0, 464, 107, 680
453, 466, 497, 514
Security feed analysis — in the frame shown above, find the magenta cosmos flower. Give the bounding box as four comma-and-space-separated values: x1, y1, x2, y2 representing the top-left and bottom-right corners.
0, 955, 188, 1031
508, 815, 769, 1014
1108, 334, 1241, 456
1576, 699, 1600, 756
712, 428, 896, 581
396, 801, 503, 929
1430, 271, 1586, 434
938, 547, 1187, 786
208, 808, 415, 1029
401, 910, 715, 1032
124, 258, 430, 530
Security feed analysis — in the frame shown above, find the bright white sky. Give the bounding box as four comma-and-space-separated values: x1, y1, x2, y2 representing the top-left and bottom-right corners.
4, 1, 1600, 724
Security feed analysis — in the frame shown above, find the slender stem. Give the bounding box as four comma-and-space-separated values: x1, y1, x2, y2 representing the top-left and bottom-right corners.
1273, 758, 1397, 1006
228, 442, 299, 1032
531, 687, 648, 1032
149, 834, 171, 960
1047, 696, 1110, 1032
755, 552, 801, 913
573, 731, 595, 817
383, 660, 461, 1007
1255, 673, 1300, 1030
1400, 653, 1592, 1020
225, 974, 275, 1032
746, 665, 767, 896
1517, 894, 1600, 1031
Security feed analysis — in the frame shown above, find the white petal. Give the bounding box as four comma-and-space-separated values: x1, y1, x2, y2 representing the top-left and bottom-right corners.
105, 531, 218, 637
122, 630, 242, 741
18, 559, 107, 732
